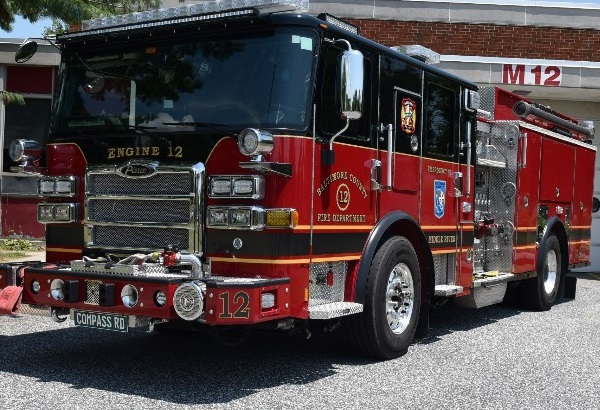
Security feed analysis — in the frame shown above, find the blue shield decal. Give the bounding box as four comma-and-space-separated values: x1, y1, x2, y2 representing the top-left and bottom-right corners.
434, 180, 446, 219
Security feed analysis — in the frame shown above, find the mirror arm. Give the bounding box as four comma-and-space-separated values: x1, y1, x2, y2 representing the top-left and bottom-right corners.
329, 118, 350, 151
333, 39, 352, 51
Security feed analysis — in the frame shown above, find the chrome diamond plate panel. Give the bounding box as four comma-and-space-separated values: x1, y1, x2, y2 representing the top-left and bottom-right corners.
308, 302, 363, 319
308, 261, 347, 306
474, 121, 518, 274
433, 254, 456, 286
85, 280, 101, 305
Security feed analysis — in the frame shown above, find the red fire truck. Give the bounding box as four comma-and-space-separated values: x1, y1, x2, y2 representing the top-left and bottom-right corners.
1, 0, 596, 359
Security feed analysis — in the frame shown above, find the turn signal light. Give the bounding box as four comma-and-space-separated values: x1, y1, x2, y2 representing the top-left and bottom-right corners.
266, 209, 298, 228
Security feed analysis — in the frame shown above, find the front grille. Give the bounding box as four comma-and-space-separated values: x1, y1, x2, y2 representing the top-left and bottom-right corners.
88, 198, 192, 224
87, 172, 193, 195
85, 164, 202, 253
92, 225, 191, 250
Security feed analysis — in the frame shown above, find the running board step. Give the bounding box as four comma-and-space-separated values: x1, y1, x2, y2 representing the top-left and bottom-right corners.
456, 273, 516, 309
308, 302, 363, 319
434, 285, 463, 296
473, 273, 516, 287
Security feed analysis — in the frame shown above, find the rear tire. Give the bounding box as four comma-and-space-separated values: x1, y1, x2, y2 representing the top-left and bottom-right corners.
344, 236, 421, 359
521, 234, 562, 311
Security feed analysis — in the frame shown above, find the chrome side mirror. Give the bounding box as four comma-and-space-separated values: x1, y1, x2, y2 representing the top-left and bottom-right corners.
15, 40, 39, 63
340, 48, 364, 120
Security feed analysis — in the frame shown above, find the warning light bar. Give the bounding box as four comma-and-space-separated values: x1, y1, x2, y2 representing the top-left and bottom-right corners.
60, 0, 309, 39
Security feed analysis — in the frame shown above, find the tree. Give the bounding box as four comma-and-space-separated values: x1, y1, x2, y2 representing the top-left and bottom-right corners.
0, 1, 163, 32
0, 0, 163, 104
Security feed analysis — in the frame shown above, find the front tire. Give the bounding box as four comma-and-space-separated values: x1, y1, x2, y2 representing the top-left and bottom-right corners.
521, 234, 562, 311
345, 236, 421, 359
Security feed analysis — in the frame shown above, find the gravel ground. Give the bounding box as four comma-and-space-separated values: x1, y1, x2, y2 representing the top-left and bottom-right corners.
1, 275, 599, 410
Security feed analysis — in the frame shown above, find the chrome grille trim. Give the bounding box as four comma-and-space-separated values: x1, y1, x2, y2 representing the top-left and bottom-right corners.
84, 162, 204, 253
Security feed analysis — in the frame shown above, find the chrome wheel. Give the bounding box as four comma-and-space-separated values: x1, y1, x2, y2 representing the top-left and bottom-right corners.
386, 263, 415, 335
543, 249, 558, 296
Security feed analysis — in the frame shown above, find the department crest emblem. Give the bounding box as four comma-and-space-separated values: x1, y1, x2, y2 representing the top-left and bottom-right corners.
401, 98, 417, 134
434, 180, 446, 219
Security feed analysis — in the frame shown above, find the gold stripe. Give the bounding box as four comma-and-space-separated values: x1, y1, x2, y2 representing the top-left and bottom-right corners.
514, 245, 537, 250
422, 226, 457, 230
295, 225, 373, 231
46, 247, 81, 254
571, 226, 592, 230
431, 249, 457, 254
515, 226, 537, 231
311, 255, 361, 262
569, 240, 591, 245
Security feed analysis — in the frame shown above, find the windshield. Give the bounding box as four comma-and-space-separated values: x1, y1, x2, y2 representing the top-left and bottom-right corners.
52, 29, 317, 135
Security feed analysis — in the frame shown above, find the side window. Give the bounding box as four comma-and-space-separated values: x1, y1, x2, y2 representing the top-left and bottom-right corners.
424, 82, 456, 158
319, 44, 371, 143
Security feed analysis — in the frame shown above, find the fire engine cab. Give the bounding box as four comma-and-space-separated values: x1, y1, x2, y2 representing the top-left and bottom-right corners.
1, 0, 595, 359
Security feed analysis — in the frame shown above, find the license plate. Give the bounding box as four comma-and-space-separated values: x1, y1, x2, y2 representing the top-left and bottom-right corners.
73, 310, 129, 332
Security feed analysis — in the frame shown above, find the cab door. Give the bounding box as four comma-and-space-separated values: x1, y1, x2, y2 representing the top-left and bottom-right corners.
419, 74, 462, 288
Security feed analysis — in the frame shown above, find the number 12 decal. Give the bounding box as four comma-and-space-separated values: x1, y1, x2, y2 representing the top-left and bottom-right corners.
219, 291, 250, 319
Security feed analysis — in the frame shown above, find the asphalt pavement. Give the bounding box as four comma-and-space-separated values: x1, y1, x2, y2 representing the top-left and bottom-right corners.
1, 275, 599, 409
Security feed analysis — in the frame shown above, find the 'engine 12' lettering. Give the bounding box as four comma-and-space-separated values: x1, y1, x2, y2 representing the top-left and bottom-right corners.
107, 146, 183, 159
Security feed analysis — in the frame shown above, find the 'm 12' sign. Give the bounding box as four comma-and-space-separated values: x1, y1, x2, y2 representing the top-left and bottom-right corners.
502, 64, 562, 86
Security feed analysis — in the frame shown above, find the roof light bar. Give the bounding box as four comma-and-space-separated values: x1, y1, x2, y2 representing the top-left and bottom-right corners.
317, 13, 358, 34
63, 0, 308, 39
392, 45, 440, 65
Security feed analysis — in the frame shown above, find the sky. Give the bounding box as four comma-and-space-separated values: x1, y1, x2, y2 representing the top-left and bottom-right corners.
2, 0, 600, 38
0, 16, 52, 39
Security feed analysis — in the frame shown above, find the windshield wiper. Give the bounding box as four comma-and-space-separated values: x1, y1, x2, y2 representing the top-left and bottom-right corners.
162, 121, 235, 137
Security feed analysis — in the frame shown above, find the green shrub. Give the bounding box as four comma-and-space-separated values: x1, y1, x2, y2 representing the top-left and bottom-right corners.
0, 239, 37, 251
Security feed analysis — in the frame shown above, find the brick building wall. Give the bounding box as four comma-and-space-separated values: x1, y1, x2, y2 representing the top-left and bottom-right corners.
349, 19, 600, 62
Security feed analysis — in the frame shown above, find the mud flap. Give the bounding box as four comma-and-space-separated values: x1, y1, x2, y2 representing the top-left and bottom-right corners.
0, 286, 23, 315
564, 276, 577, 299
414, 294, 430, 338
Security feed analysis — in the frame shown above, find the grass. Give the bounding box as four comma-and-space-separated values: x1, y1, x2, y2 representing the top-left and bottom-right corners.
0, 250, 27, 262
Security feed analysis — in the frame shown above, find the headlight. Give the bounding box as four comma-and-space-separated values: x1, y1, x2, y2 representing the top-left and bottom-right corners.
238, 128, 274, 158
208, 208, 228, 226
206, 206, 266, 230
39, 179, 55, 195
210, 178, 232, 195
37, 203, 78, 223
53, 204, 72, 221
230, 209, 251, 227
38, 204, 54, 222
55, 178, 76, 195
38, 176, 76, 197
232, 178, 254, 195
208, 175, 264, 199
